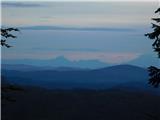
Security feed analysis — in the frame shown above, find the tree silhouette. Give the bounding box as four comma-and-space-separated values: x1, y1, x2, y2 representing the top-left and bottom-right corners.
1, 27, 22, 102
145, 8, 160, 88
1, 27, 19, 48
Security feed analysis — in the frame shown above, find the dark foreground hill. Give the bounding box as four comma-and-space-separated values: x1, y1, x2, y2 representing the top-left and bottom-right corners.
2, 86, 160, 120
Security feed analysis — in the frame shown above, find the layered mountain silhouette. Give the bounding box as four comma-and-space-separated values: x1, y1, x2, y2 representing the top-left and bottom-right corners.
2, 56, 109, 69
2, 64, 151, 91
3, 54, 159, 69
2, 64, 160, 120
2, 64, 88, 72
128, 54, 159, 67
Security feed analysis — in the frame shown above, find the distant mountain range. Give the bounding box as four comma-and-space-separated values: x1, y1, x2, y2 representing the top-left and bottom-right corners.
1, 64, 151, 89
128, 54, 159, 67
2, 64, 89, 72
2, 53, 159, 69
2, 56, 109, 69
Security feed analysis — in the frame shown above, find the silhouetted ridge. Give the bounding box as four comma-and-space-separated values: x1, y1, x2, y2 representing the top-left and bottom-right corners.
93, 64, 146, 72
2, 64, 148, 90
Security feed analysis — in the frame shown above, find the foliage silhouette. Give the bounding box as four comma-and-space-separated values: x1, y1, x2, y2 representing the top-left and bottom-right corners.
1, 27, 19, 48
145, 8, 160, 88
1, 76, 24, 103
1, 28, 22, 103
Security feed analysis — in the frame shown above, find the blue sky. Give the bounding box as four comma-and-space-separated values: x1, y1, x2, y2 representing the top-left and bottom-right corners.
1, 1, 160, 66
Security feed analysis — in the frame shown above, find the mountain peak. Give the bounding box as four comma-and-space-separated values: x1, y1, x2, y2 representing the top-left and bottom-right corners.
54, 56, 69, 61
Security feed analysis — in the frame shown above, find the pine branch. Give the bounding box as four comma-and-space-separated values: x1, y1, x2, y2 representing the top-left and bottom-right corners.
1, 27, 19, 48
152, 18, 160, 23
148, 66, 160, 88
155, 8, 160, 13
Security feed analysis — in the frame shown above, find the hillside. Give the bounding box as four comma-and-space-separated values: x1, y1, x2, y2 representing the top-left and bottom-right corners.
2, 87, 160, 120
2, 65, 160, 120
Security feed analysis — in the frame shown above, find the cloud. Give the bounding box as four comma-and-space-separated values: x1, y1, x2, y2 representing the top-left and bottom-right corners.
61, 51, 141, 64
2, 2, 43, 8
2, 2, 155, 27
19, 25, 136, 32
32, 47, 101, 52
59, 48, 101, 52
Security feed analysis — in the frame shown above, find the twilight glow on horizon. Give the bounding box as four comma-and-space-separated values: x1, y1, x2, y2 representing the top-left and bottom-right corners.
1, 1, 160, 66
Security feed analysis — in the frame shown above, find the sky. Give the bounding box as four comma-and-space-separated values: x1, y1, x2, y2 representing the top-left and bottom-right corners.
1, 1, 160, 66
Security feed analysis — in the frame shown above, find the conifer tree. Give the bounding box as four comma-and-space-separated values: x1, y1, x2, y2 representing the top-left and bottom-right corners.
1, 27, 21, 102
145, 8, 160, 87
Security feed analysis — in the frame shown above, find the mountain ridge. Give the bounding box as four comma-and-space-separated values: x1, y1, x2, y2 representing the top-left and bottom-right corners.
2, 64, 148, 90
2, 56, 109, 69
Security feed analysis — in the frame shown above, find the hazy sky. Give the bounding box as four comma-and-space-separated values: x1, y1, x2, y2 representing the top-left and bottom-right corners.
1, 1, 159, 65
2, 2, 158, 27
